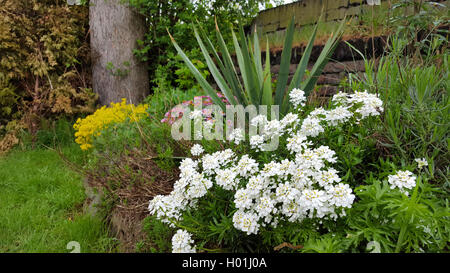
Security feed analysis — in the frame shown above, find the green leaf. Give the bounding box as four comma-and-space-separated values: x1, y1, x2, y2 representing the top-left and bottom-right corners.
301, 19, 345, 95
274, 17, 295, 109
212, 20, 247, 105
168, 30, 226, 110
238, 27, 260, 106
261, 38, 273, 107
193, 25, 238, 105
253, 28, 263, 85
288, 19, 319, 92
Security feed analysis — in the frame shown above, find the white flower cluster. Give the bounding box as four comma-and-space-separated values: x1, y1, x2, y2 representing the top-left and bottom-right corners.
149, 144, 355, 235
246, 90, 384, 151
148, 157, 210, 226
191, 144, 204, 156
149, 90, 383, 237
171, 229, 196, 253
332, 90, 383, 119
388, 170, 417, 195
248, 113, 299, 151
415, 158, 428, 169
229, 128, 245, 145
230, 146, 356, 235
289, 88, 306, 108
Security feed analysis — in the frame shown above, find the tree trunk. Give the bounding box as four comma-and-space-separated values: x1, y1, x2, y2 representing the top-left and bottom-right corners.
89, 0, 149, 105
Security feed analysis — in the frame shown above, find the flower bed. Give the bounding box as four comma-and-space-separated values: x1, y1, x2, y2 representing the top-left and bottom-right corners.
146, 89, 445, 253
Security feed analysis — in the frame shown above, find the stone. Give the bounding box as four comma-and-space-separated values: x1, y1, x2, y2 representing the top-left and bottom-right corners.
83, 178, 103, 217
317, 85, 338, 96
317, 73, 342, 85
327, 0, 349, 10
327, 7, 348, 21
323, 60, 366, 73
346, 6, 362, 16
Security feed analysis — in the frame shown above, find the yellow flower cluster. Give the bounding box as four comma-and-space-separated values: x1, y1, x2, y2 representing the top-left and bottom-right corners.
73, 98, 149, 150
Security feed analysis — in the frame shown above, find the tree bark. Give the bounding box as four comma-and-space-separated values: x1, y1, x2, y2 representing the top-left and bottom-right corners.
89, 0, 149, 105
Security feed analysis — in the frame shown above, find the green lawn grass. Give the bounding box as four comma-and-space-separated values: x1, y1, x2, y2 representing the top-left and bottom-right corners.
0, 145, 117, 253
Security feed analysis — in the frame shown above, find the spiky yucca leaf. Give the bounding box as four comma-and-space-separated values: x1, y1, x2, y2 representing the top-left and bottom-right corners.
169, 17, 344, 116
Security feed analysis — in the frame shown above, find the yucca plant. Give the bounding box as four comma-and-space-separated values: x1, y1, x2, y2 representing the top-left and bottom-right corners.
169, 17, 345, 116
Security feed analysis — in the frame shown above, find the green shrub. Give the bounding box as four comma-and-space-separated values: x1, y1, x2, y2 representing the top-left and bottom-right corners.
345, 175, 449, 253
347, 36, 449, 191
127, 0, 267, 91
141, 215, 175, 253
171, 17, 344, 116
0, 0, 97, 142
147, 89, 396, 253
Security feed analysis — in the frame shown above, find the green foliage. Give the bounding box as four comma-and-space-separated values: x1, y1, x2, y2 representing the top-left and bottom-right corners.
126, 0, 273, 91
0, 73, 19, 126
318, 116, 381, 187
390, 0, 449, 53
175, 57, 210, 90
0, 147, 117, 252
171, 17, 345, 116
0, 0, 97, 142
301, 234, 346, 253
345, 176, 449, 253
22, 118, 78, 149
87, 88, 201, 158
337, 19, 450, 252
141, 216, 174, 253
346, 35, 449, 190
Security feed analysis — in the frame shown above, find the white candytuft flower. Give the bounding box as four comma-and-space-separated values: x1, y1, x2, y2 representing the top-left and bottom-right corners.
325, 183, 355, 208
190, 144, 204, 156
234, 188, 255, 209
325, 106, 353, 126
316, 168, 341, 187
332, 92, 350, 105
255, 193, 276, 218
189, 109, 203, 120
203, 119, 215, 132
275, 182, 300, 202
172, 229, 196, 253
229, 128, 245, 145
280, 113, 300, 128
264, 119, 283, 138
309, 107, 327, 119
236, 155, 259, 178
186, 173, 212, 199
201, 154, 221, 175
232, 210, 260, 235
295, 148, 324, 170
148, 89, 391, 236
215, 168, 239, 190
289, 88, 306, 108
415, 158, 428, 169
250, 134, 265, 150
300, 189, 327, 217
348, 90, 384, 118
250, 115, 268, 127
287, 132, 310, 154
388, 170, 417, 195
246, 175, 269, 195
300, 117, 324, 137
